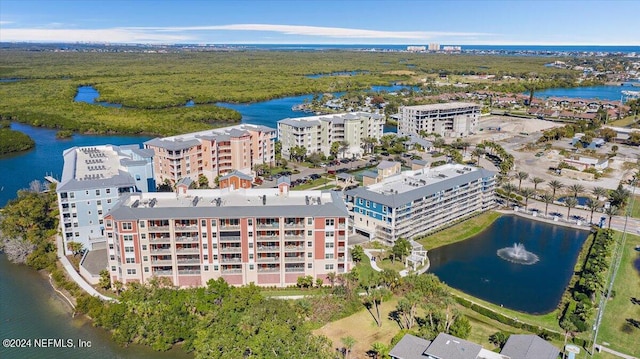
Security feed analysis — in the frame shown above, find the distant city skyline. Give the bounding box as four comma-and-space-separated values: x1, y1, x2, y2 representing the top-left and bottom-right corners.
1, 0, 639, 46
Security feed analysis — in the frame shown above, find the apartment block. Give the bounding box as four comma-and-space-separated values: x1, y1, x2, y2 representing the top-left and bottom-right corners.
345, 164, 496, 243
144, 124, 276, 187
398, 102, 480, 138
56, 145, 155, 254
104, 184, 350, 288
278, 112, 385, 159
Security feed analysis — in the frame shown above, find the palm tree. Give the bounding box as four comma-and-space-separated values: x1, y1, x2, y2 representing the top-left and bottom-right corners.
592, 186, 608, 201
339, 141, 350, 159
341, 336, 356, 359
567, 184, 585, 198
502, 183, 517, 208
520, 188, 536, 211
605, 205, 619, 229
515, 171, 529, 191
585, 198, 601, 224
370, 342, 388, 359
531, 177, 545, 191
565, 197, 578, 219
541, 192, 554, 216
548, 180, 564, 201
471, 147, 484, 166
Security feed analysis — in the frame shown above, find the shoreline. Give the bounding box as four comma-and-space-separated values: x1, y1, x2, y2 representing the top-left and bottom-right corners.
497, 209, 593, 231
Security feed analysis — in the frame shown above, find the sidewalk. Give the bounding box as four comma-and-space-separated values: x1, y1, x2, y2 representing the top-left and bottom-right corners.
55, 235, 116, 302
595, 344, 639, 359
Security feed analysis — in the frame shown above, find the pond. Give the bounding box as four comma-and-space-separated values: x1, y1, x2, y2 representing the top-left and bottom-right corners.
557, 196, 591, 206
427, 215, 589, 314
74, 86, 122, 108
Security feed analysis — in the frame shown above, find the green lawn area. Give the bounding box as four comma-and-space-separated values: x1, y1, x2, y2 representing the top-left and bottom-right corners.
291, 177, 331, 190
629, 195, 640, 218
417, 211, 502, 250
595, 232, 640, 356
608, 115, 639, 127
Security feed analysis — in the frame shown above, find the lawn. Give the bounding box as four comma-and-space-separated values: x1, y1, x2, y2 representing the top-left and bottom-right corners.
314, 299, 402, 359
629, 195, 640, 219
608, 115, 639, 127
595, 232, 640, 356
417, 211, 502, 250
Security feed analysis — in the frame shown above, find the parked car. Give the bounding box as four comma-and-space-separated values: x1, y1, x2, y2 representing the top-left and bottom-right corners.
310, 174, 321, 180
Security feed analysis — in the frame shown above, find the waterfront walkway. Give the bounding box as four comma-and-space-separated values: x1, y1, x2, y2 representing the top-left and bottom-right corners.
55, 234, 116, 302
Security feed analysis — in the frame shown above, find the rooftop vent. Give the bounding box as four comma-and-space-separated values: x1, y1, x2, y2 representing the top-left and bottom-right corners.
149, 198, 157, 208
131, 200, 140, 208
192, 196, 200, 207
262, 195, 267, 206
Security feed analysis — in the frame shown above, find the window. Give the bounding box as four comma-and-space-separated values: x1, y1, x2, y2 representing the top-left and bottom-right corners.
143, 256, 148, 262
126, 258, 135, 264
69, 192, 75, 199
123, 234, 133, 241
203, 255, 208, 260
203, 243, 208, 250
248, 232, 253, 238
307, 252, 312, 258
97, 200, 102, 206
107, 199, 112, 204
110, 255, 115, 261
307, 263, 313, 269
201, 220, 207, 226
127, 269, 136, 275
75, 232, 79, 237
141, 234, 146, 240
325, 242, 334, 248
366, 201, 370, 208
248, 242, 253, 248
249, 264, 254, 270
213, 255, 218, 260
106, 220, 112, 228
111, 266, 116, 272
325, 231, 334, 239
71, 203, 76, 209
95, 189, 100, 196
107, 233, 113, 238
325, 219, 334, 226
144, 267, 149, 273
325, 264, 334, 270
248, 219, 253, 226
106, 189, 111, 194
325, 253, 334, 259
307, 230, 312, 236
141, 245, 147, 251
124, 246, 134, 253
139, 221, 145, 228
307, 218, 313, 225
85, 190, 89, 195
307, 241, 312, 247
214, 265, 219, 271
212, 243, 217, 249
249, 254, 254, 259
122, 222, 132, 230
204, 266, 209, 271
109, 244, 114, 249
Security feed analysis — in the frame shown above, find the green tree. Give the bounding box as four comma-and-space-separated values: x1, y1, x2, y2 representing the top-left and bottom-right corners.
565, 196, 578, 218
363, 288, 390, 327
351, 245, 365, 263
515, 171, 529, 191
197, 174, 209, 189
99, 269, 111, 290
66, 241, 84, 256
531, 177, 545, 191
567, 183, 584, 198
592, 186, 608, 201
609, 183, 630, 208
341, 336, 356, 359
520, 188, 535, 211
489, 331, 509, 349
605, 205, 619, 229
330, 141, 341, 158
391, 238, 411, 263
339, 141, 350, 159
585, 198, 601, 224
449, 315, 472, 339
502, 183, 517, 208
547, 180, 564, 201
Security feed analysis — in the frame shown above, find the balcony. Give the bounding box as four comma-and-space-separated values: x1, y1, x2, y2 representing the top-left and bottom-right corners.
284, 266, 305, 273
220, 257, 242, 263
284, 222, 305, 228
149, 236, 171, 243
257, 246, 280, 252
284, 256, 305, 262
175, 225, 198, 231
221, 268, 243, 274
337, 222, 346, 229
150, 247, 171, 254
220, 246, 242, 253
338, 246, 346, 253
257, 256, 279, 263
256, 223, 280, 229
219, 224, 241, 230
284, 235, 305, 240
148, 225, 170, 232
152, 270, 173, 276
176, 257, 200, 264
151, 259, 173, 265
256, 235, 279, 240
257, 267, 280, 273
175, 235, 199, 242
175, 247, 200, 254
284, 245, 304, 251
219, 235, 241, 242
178, 269, 201, 275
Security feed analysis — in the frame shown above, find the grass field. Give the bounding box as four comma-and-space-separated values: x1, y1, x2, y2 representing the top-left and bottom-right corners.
629, 195, 640, 218
417, 211, 502, 250
595, 232, 640, 356
608, 115, 639, 127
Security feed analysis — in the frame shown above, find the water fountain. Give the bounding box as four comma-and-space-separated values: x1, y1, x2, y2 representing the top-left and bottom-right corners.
497, 243, 539, 265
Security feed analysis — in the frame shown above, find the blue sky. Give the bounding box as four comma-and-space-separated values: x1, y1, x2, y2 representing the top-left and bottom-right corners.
1, 0, 638, 45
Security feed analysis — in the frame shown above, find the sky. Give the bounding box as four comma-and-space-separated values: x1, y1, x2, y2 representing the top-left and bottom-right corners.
0, 0, 639, 46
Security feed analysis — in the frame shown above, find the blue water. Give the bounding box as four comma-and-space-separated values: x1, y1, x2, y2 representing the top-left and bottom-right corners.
74, 86, 123, 108
428, 215, 589, 314
557, 196, 591, 206
0, 123, 148, 207
305, 70, 369, 79
0, 78, 22, 82
533, 83, 638, 101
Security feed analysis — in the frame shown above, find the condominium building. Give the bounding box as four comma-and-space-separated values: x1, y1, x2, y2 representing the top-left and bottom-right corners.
104, 182, 350, 288
144, 124, 276, 187
345, 164, 496, 243
57, 145, 155, 254
278, 112, 385, 159
398, 102, 480, 138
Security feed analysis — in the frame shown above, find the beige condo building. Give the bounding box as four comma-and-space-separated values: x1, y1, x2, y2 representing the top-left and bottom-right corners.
144, 124, 276, 187
398, 102, 480, 138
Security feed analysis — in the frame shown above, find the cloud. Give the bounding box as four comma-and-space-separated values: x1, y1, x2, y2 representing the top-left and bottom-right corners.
132, 24, 492, 40
0, 21, 14, 25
